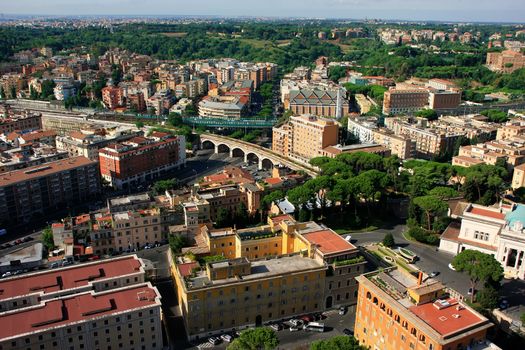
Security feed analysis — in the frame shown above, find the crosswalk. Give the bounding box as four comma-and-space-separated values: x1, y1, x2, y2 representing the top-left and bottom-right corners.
196, 342, 214, 349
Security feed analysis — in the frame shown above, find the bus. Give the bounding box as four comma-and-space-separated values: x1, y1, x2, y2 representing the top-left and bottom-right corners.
397, 248, 417, 263
304, 322, 325, 332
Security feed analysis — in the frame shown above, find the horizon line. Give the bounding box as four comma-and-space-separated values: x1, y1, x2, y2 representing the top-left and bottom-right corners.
1, 13, 524, 25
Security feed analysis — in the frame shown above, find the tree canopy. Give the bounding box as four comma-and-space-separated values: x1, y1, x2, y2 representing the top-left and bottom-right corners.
310, 336, 366, 350
227, 327, 279, 350
452, 249, 503, 302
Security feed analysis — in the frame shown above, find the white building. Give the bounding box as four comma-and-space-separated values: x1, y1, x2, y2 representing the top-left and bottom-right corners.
440, 202, 525, 279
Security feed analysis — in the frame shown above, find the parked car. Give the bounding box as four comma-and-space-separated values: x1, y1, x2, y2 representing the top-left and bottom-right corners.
220, 334, 233, 343
429, 271, 440, 278
62, 260, 74, 267
448, 263, 456, 271
50, 262, 60, 269
289, 326, 302, 332
343, 328, 354, 336
88, 255, 100, 261
270, 323, 283, 331
208, 337, 220, 345
467, 288, 474, 295
300, 315, 314, 323
14, 239, 22, 245
339, 307, 346, 315
1, 271, 12, 278
289, 319, 303, 327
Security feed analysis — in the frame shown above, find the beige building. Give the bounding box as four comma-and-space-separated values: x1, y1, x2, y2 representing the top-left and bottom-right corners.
512, 163, 525, 189
452, 140, 525, 169
0, 256, 163, 350
173, 215, 365, 341
487, 50, 525, 73
496, 121, 525, 141
272, 114, 339, 164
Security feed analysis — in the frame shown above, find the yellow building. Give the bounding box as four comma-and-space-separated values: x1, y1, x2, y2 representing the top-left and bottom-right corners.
512, 163, 525, 189
173, 215, 365, 340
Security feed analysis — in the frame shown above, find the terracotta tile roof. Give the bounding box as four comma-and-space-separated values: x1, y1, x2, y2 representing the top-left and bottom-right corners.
468, 207, 506, 220
409, 298, 486, 337
302, 229, 357, 255
440, 222, 497, 251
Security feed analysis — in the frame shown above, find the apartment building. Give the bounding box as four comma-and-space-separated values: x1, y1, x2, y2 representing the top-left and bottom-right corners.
102, 86, 125, 109
385, 117, 461, 159
0, 113, 41, 134
272, 114, 339, 164
496, 121, 525, 141
452, 140, 525, 169
112, 207, 168, 252
56, 125, 141, 161
487, 50, 525, 73
174, 215, 365, 341
383, 86, 461, 115
198, 95, 248, 119
373, 130, 415, 159
383, 89, 429, 115
512, 163, 525, 189
98, 132, 186, 189
0, 156, 101, 226
440, 202, 525, 280
355, 268, 496, 350
0, 256, 163, 350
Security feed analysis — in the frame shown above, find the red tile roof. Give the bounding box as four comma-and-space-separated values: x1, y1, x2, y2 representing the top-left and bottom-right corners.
0, 256, 142, 301
302, 229, 356, 255
178, 262, 199, 277
0, 285, 158, 340
270, 214, 294, 225
409, 298, 485, 336
468, 207, 506, 220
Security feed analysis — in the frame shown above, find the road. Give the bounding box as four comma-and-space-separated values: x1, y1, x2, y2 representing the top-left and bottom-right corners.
348, 225, 471, 296
189, 307, 357, 350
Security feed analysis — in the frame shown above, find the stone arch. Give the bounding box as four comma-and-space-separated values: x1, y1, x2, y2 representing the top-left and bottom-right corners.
217, 143, 230, 153
246, 152, 260, 164
261, 158, 274, 170
231, 147, 245, 158
201, 140, 215, 150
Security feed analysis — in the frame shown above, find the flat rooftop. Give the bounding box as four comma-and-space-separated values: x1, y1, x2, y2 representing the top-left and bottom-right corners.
302, 229, 357, 255
0, 255, 142, 301
0, 243, 44, 267
466, 206, 506, 221
0, 156, 96, 186
185, 255, 325, 290
0, 284, 159, 341
409, 298, 485, 337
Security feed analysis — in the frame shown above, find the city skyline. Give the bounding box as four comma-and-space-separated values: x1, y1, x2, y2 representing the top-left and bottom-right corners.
1, 0, 524, 23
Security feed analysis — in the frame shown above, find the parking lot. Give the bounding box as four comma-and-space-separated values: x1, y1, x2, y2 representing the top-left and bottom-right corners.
190, 305, 357, 350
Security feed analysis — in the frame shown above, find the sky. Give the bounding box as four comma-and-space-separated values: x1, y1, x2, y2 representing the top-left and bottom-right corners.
1, 0, 524, 23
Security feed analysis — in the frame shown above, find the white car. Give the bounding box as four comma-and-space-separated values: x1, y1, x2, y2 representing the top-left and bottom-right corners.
208, 337, 220, 345
448, 263, 456, 271
339, 307, 346, 315
220, 334, 233, 342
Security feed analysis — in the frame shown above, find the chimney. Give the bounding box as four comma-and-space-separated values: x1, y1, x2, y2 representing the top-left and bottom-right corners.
417, 271, 423, 286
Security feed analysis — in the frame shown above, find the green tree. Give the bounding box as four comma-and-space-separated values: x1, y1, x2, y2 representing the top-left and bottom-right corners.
416, 109, 438, 121
215, 207, 232, 228
0, 86, 5, 99
227, 327, 278, 350
382, 233, 395, 247
168, 234, 189, 254
428, 186, 459, 200
413, 195, 448, 231
152, 179, 178, 195
452, 250, 503, 303
261, 190, 285, 210
310, 335, 366, 350
41, 226, 54, 250
168, 113, 183, 127
135, 121, 144, 129
477, 285, 499, 309
40, 80, 56, 99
